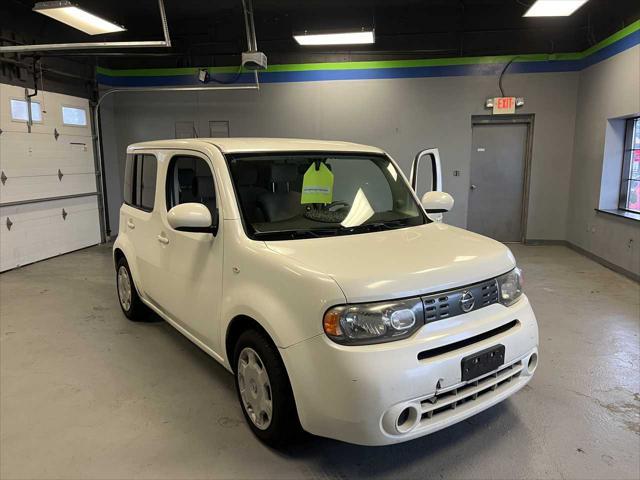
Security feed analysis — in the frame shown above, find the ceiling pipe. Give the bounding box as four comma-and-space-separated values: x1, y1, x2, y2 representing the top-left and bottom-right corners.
0, 0, 172, 53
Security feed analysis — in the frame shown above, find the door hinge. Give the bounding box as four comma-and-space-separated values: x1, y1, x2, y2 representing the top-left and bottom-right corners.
6, 217, 13, 231
61, 208, 68, 221
0, 171, 6, 185
58, 169, 64, 181
54, 128, 60, 141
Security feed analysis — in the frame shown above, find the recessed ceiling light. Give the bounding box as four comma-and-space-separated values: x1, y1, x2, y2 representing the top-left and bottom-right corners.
33, 1, 126, 35
294, 30, 375, 46
523, 0, 589, 17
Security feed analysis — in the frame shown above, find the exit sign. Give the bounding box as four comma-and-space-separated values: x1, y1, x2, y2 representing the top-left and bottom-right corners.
493, 97, 516, 115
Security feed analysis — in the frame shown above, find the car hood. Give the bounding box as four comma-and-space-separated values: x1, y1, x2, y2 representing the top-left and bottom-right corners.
265, 223, 516, 303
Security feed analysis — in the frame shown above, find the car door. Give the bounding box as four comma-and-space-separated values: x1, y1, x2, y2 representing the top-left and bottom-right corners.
158, 150, 223, 351
122, 152, 166, 304
410, 147, 444, 222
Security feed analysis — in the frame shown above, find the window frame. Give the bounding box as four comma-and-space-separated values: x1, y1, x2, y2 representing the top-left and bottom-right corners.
10, 98, 43, 123
618, 116, 640, 214
124, 153, 158, 212
61, 104, 88, 127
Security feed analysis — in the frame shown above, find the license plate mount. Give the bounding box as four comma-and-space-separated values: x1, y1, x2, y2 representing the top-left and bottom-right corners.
461, 344, 505, 382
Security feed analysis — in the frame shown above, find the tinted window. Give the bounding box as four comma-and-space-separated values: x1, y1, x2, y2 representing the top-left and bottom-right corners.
123, 154, 134, 205
166, 155, 216, 216
139, 155, 157, 210
123, 154, 157, 211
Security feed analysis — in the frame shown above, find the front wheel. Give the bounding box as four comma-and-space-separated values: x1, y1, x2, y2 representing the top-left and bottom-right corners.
233, 329, 301, 446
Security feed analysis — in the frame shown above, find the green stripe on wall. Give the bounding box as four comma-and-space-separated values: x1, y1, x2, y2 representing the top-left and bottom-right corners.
96, 19, 640, 78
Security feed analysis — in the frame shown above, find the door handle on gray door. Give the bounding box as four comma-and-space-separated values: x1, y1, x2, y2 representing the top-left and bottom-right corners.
157, 234, 169, 245
127, 219, 135, 229
470, 184, 477, 190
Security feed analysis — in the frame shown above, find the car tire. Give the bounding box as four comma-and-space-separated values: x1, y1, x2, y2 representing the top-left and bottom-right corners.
233, 329, 302, 447
116, 257, 146, 321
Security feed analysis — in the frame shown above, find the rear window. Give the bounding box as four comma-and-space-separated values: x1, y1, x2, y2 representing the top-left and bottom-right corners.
123, 153, 158, 211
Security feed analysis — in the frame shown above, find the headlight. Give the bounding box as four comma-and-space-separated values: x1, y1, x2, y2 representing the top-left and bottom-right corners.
323, 297, 424, 345
497, 267, 523, 306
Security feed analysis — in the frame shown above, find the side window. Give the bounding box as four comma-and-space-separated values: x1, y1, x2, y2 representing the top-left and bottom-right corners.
139, 154, 158, 211
123, 153, 157, 211
123, 154, 134, 205
166, 155, 216, 215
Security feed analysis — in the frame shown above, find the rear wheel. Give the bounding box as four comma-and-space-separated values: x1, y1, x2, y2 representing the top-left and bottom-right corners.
116, 257, 145, 321
233, 329, 301, 446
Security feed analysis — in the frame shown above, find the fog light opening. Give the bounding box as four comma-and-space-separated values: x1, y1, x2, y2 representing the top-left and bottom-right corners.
396, 406, 419, 434
527, 352, 538, 374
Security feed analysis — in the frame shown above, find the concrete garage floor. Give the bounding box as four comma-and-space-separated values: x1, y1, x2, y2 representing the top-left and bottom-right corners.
1, 244, 638, 480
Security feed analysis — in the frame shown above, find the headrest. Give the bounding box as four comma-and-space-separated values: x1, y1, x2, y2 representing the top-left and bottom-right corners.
270, 164, 298, 183
178, 168, 195, 187
237, 165, 258, 186
196, 176, 215, 198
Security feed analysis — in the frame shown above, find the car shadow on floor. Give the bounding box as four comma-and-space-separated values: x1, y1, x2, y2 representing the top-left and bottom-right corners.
136, 310, 527, 479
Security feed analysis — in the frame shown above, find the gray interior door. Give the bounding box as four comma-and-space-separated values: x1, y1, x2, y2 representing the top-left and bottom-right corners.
468, 123, 528, 242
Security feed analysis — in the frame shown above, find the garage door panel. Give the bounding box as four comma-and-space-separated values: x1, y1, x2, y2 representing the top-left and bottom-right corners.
1, 82, 102, 271
1, 85, 92, 137
0, 196, 101, 272
0, 174, 96, 204
1, 131, 95, 173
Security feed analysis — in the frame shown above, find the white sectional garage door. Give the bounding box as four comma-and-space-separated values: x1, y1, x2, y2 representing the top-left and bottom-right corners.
0, 83, 102, 272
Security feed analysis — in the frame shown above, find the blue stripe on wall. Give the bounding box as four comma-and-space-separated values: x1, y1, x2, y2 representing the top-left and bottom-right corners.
97, 30, 640, 87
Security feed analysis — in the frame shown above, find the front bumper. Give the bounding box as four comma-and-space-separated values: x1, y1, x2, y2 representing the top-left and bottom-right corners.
280, 295, 539, 446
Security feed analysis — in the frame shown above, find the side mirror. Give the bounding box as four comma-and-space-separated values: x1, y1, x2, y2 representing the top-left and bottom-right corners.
167, 203, 219, 235
421, 191, 454, 213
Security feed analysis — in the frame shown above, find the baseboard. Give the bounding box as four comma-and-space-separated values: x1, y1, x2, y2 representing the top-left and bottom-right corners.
565, 242, 639, 283
524, 239, 639, 282
524, 239, 569, 246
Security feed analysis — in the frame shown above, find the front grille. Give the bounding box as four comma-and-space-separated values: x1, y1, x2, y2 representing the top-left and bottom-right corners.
420, 361, 523, 422
422, 278, 499, 323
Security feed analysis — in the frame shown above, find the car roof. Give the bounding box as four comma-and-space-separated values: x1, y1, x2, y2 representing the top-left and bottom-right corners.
127, 137, 385, 154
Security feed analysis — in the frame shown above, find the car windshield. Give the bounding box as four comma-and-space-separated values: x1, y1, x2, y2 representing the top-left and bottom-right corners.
226, 152, 427, 240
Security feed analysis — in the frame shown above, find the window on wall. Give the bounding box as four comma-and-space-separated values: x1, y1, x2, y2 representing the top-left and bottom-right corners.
62, 106, 87, 126
10, 99, 42, 122
619, 117, 640, 213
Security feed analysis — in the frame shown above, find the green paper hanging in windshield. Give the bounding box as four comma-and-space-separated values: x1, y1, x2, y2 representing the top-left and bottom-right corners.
301, 163, 334, 204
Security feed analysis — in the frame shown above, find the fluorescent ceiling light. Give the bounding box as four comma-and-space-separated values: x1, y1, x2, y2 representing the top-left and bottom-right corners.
523, 0, 589, 17
294, 30, 375, 46
33, 1, 126, 35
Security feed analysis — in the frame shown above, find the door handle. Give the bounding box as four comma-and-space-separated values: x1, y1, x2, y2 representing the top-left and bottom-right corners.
127, 219, 135, 229
470, 184, 477, 190
157, 234, 169, 245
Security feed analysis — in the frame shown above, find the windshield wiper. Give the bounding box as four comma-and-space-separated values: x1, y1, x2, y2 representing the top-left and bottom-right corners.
253, 219, 414, 240
253, 228, 339, 240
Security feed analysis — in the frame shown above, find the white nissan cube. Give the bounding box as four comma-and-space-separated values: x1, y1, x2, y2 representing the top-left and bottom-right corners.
113, 138, 539, 446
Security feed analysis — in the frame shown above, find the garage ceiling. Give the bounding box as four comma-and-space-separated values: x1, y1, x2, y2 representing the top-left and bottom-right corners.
2, 0, 640, 68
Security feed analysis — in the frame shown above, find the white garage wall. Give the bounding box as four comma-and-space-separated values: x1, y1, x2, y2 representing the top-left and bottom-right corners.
566, 45, 640, 277
0, 83, 102, 272
102, 71, 579, 242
